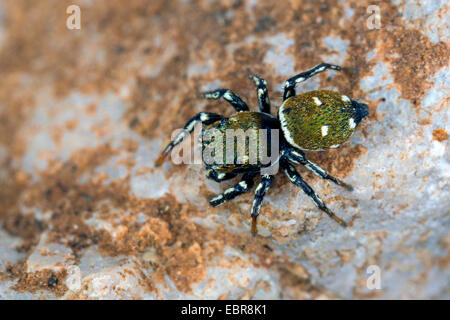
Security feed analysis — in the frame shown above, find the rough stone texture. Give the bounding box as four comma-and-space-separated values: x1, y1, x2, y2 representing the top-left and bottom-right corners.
0, 0, 448, 299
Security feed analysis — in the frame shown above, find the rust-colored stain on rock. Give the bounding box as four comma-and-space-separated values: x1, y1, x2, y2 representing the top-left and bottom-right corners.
432, 129, 448, 142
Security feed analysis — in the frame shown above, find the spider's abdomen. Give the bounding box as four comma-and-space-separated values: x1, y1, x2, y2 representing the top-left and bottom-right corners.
202, 111, 279, 173
278, 90, 368, 151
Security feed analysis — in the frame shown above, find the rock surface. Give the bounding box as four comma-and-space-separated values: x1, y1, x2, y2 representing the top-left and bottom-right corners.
0, 0, 448, 299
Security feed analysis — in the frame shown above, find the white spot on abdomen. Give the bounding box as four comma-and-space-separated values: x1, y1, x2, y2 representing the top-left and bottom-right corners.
342, 95, 351, 103
349, 118, 356, 129
278, 99, 303, 150
321, 125, 329, 136
313, 97, 322, 106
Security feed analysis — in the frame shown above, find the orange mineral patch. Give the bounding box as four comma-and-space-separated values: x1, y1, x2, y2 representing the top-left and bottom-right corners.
432, 128, 448, 142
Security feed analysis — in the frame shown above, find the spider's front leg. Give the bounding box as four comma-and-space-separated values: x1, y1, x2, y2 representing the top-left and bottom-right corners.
249, 74, 271, 114
155, 112, 224, 166
281, 159, 347, 227
285, 149, 353, 191
283, 63, 341, 100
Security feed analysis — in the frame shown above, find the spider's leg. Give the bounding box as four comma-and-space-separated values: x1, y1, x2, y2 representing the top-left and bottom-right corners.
281, 159, 347, 227
209, 172, 256, 207
202, 89, 249, 112
285, 149, 353, 191
283, 63, 341, 101
205, 168, 237, 182
250, 174, 275, 235
155, 112, 223, 166
249, 74, 271, 114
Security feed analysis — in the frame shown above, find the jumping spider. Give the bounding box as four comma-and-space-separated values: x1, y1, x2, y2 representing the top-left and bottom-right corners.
156, 63, 369, 235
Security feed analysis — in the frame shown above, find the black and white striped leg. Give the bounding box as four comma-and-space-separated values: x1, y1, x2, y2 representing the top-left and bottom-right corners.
285, 149, 353, 191
205, 168, 237, 182
209, 172, 256, 207
282, 160, 347, 227
249, 74, 271, 114
155, 112, 224, 166
202, 89, 249, 112
250, 174, 275, 235
282, 63, 342, 100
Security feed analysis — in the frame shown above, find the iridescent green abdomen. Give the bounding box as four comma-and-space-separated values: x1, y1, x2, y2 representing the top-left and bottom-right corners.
278, 90, 365, 151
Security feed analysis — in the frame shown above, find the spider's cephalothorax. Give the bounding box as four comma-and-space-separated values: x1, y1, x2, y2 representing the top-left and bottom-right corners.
155, 63, 369, 235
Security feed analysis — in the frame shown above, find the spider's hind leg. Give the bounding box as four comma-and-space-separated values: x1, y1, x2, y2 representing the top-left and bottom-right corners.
285, 149, 353, 191
283, 63, 341, 100
281, 159, 347, 227
249, 74, 271, 114
155, 112, 224, 166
